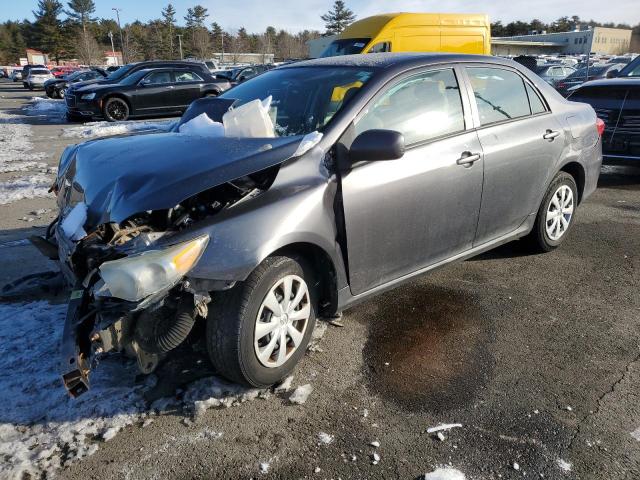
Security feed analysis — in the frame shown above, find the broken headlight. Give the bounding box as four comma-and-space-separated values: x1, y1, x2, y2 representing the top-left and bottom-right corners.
95, 235, 209, 302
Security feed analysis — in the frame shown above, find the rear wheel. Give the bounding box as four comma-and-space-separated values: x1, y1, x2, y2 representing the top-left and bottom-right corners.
102, 97, 129, 122
528, 171, 578, 252
206, 255, 316, 387
56, 88, 66, 99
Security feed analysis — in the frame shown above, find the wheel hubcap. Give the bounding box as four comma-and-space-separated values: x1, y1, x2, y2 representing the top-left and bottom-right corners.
545, 185, 574, 241
108, 102, 125, 120
254, 274, 310, 368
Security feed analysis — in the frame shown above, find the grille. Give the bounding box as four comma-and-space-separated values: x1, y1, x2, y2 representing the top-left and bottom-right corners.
618, 114, 640, 135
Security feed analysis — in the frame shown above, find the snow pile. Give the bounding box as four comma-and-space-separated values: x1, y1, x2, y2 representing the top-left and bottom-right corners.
631, 427, 640, 441
23, 97, 66, 118
317, 432, 334, 445
556, 458, 572, 472
185, 376, 266, 419
63, 119, 175, 139
423, 467, 466, 480
427, 423, 463, 434
289, 384, 313, 404
0, 301, 150, 478
0, 174, 52, 205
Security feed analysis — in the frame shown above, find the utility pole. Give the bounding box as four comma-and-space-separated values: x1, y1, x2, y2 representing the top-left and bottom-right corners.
112, 8, 126, 64
107, 31, 117, 65
220, 33, 224, 64
177, 34, 184, 60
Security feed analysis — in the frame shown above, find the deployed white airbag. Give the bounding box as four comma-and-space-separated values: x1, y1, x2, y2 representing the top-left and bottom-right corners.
222, 96, 275, 138
178, 113, 224, 137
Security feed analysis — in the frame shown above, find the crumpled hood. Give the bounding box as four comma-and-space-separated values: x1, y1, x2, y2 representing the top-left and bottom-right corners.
60, 132, 304, 228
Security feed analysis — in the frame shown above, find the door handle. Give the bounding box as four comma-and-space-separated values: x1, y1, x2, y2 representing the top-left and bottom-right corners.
456, 152, 481, 167
543, 129, 560, 141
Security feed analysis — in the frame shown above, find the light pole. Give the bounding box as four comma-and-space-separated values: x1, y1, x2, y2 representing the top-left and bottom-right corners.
177, 34, 184, 60
220, 33, 224, 64
107, 31, 117, 65
112, 8, 126, 64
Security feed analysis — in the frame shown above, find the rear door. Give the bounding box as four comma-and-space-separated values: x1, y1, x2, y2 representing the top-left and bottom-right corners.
463, 66, 566, 245
172, 70, 205, 108
340, 67, 484, 295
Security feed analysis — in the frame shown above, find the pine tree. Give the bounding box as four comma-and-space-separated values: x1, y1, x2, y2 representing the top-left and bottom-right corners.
162, 4, 177, 58
65, 0, 96, 34
184, 5, 209, 29
320, 1, 355, 35
211, 22, 223, 53
33, 0, 65, 63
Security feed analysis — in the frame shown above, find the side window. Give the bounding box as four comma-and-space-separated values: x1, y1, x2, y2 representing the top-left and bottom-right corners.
175, 71, 202, 82
144, 71, 172, 84
525, 83, 547, 115
368, 42, 391, 53
467, 67, 531, 125
355, 69, 465, 146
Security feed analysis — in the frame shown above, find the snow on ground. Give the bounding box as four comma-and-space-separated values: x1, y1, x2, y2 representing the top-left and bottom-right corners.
0, 301, 149, 478
631, 427, 640, 441
423, 467, 467, 480
0, 174, 53, 205
23, 97, 66, 120
0, 109, 54, 205
556, 458, 572, 472
62, 119, 175, 139
0, 300, 274, 478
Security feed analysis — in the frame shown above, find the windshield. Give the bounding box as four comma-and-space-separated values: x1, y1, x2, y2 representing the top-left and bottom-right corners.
220, 66, 375, 136
66, 70, 88, 81
320, 38, 370, 57
566, 66, 607, 79
618, 56, 640, 77
106, 64, 134, 81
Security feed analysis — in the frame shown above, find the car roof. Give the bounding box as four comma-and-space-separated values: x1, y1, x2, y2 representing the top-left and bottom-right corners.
284, 52, 515, 70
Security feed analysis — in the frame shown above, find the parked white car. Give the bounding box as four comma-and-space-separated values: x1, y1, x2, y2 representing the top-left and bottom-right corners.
10, 69, 23, 82
25, 68, 54, 90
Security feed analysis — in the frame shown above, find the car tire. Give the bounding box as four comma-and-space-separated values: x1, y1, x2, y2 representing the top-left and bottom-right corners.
528, 171, 578, 252
56, 88, 65, 99
206, 255, 316, 387
102, 97, 129, 122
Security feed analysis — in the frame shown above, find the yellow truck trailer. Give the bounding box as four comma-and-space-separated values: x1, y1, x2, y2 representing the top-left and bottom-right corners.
320, 13, 491, 57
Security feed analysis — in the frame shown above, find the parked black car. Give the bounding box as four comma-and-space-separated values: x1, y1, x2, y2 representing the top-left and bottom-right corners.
217, 64, 274, 85
555, 63, 626, 96
569, 79, 640, 165
66, 60, 217, 94
45, 68, 107, 99
66, 67, 229, 121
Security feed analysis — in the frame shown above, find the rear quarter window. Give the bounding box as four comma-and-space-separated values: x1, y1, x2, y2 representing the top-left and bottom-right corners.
467, 67, 531, 125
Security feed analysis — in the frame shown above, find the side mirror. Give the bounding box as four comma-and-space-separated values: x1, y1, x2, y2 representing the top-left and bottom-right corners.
238, 75, 246, 83
349, 129, 405, 163
606, 70, 619, 79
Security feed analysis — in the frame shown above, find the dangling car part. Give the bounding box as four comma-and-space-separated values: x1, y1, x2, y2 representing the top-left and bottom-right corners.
43, 54, 602, 397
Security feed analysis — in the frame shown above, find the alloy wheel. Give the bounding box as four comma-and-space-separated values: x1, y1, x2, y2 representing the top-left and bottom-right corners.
545, 185, 574, 241
107, 100, 127, 121
254, 274, 311, 368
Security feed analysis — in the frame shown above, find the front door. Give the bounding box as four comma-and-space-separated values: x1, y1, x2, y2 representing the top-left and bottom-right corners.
463, 66, 566, 245
340, 67, 484, 295
134, 70, 179, 113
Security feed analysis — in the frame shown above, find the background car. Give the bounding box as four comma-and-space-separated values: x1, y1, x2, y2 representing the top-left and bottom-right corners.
569, 79, 640, 165
217, 64, 274, 85
612, 55, 640, 78
21, 64, 46, 88
66, 66, 229, 121
44, 68, 107, 99
535, 64, 576, 85
66, 60, 216, 94
555, 63, 626, 96
24, 68, 54, 90
10, 69, 22, 82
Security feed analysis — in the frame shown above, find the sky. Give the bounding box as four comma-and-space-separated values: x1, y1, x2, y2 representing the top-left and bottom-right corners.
1, 0, 639, 33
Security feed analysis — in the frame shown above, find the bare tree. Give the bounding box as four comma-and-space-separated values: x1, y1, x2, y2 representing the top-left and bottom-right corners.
76, 28, 102, 64
191, 27, 211, 59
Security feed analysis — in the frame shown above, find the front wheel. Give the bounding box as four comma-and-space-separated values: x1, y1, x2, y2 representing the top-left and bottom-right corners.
206, 255, 316, 387
528, 171, 578, 252
102, 97, 129, 122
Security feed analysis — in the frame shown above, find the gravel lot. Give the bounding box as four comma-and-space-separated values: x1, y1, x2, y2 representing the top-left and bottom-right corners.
0, 78, 639, 480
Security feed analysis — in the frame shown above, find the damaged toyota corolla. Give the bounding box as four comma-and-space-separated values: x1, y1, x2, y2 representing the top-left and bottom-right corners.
39, 53, 602, 397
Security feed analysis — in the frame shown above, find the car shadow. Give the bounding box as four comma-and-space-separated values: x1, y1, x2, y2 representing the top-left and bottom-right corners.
598, 164, 640, 190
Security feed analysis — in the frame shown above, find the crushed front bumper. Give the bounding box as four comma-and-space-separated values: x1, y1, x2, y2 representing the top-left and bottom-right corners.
61, 287, 93, 397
